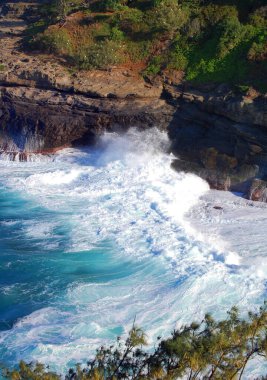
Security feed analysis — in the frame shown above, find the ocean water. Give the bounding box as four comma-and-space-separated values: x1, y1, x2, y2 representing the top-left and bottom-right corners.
0, 129, 266, 377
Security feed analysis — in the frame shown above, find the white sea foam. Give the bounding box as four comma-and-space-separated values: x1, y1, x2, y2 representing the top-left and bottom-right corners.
25, 169, 83, 187
187, 190, 267, 270
22, 221, 59, 240
0, 129, 267, 378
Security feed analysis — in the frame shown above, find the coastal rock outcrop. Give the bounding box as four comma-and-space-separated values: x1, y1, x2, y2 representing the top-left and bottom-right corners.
0, 3, 170, 153
0, 86, 172, 153
248, 179, 267, 202
1, 1, 267, 201
167, 85, 267, 195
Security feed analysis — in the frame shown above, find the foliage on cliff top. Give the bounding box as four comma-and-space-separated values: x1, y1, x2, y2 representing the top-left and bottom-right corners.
3, 302, 267, 379
25, 0, 267, 91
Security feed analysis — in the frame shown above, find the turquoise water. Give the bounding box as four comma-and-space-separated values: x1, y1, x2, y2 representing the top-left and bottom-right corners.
0, 129, 266, 376
0, 187, 133, 331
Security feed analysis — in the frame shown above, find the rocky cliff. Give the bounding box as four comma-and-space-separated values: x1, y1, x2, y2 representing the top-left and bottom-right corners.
1, 1, 267, 201
167, 84, 267, 201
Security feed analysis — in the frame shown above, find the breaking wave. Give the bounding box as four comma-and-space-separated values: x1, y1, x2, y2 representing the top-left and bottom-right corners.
0, 129, 266, 377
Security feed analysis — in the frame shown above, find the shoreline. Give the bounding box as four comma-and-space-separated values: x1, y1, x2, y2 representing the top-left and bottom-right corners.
0, 2, 267, 202
0, 131, 266, 377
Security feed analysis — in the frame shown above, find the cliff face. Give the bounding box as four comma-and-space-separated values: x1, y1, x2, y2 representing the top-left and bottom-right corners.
0, 1, 170, 150
2, 83, 267, 202
167, 84, 267, 200
1, 2, 267, 201
0, 85, 171, 152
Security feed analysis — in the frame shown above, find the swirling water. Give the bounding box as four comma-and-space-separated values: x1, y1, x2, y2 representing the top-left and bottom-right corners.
0, 129, 266, 377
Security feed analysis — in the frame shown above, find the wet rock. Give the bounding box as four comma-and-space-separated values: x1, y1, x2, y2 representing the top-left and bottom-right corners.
171, 159, 232, 191
249, 144, 263, 154
0, 86, 173, 152
248, 179, 267, 202
1, 1, 267, 201
171, 158, 259, 193
200, 148, 238, 171
168, 92, 267, 199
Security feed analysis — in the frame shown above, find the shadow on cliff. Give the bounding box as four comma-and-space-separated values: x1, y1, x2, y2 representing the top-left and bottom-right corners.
165, 92, 267, 200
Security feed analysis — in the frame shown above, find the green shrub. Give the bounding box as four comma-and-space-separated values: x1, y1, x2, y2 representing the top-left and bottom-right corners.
92, 22, 111, 40
143, 55, 163, 76
116, 7, 145, 34
75, 40, 126, 69
126, 40, 152, 61
167, 35, 189, 70
201, 5, 238, 27
248, 40, 267, 61
24, 0, 267, 91
145, 0, 188, 34
110, 26, 125, 41
93, 0, 128, 12
37, 27, 73, 55
0, 64, 5, 72
3, 361, 60, 380
4, 303, 267, 380
249, 7, 267, 29
217, 17, 245, 58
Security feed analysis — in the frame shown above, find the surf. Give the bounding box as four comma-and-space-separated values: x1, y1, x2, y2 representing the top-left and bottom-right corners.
0, 129, 266, 377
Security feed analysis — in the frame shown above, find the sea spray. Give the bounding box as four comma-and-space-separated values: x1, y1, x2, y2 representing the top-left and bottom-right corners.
0, 129, 266, 376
